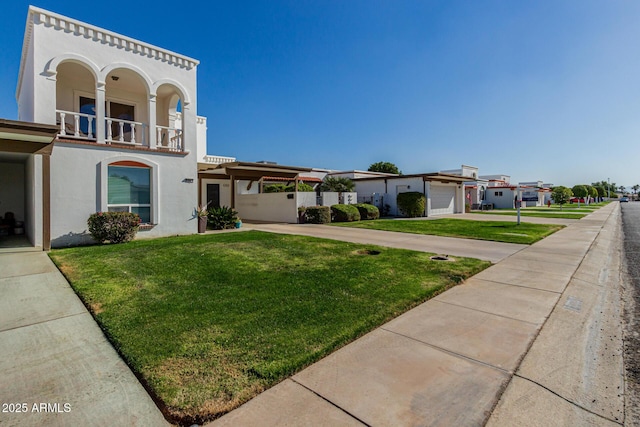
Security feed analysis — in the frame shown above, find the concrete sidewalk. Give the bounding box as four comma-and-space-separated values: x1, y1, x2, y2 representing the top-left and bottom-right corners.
0, 251, 167, 426
213, 203, 623, 426
243, 223, 527, 263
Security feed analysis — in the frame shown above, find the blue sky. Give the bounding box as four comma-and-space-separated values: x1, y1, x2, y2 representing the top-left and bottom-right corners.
1, 1, 639, 189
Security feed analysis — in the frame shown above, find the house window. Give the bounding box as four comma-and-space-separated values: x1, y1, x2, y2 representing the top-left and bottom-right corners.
107, 164, 151, 223
495, 191, 503, 197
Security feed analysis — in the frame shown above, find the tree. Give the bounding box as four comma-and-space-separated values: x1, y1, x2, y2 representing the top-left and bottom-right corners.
368, 161, 401, 175
319, 176, 355, 193
587, 185, 598, 202
571, 185, 587, 207
619, 185, 626, 195
633, 185, 640, 200
551, 186, 573, 209
593, 185, 606, 202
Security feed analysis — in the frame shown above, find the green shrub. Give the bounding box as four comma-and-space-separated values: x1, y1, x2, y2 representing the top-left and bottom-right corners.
87, 211, 140, 244
264, 183, 315, 192
354, 203, 380, 220
304, 206, 331, 224
263, 183, 288, 193
207, 206, 239, 230
331, 204, 361, 222
397, 192, 425, 217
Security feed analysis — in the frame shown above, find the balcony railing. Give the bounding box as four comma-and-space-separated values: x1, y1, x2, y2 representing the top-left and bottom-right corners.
106, 117, 147, 146
203, 155, 237, 164
56, 109, 190, 152
156, 126, 182, 152
57, 110, 96, 140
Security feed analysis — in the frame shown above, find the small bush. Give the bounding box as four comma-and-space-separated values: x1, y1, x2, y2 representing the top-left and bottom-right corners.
304, 206, 331, 224
87, 212, 140, 244
331, 204, 361, 222
354, 203, 380, 220
397, 192, 425, 217
264, 183, 315, 193
207, 206, 239, 230
263, 183, 288, 193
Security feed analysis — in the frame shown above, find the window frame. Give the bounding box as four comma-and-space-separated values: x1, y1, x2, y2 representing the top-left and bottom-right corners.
100, 156, 159, 225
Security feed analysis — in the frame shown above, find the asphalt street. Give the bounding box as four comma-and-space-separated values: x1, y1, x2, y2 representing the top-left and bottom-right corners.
621, 202, 640, 426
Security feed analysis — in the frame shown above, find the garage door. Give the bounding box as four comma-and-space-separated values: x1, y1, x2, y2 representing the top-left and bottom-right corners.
430, 185, 455, 215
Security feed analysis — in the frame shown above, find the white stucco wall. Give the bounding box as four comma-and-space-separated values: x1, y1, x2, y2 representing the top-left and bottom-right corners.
200, 178, 232, 208
49, 143, 197, 247
485, 188, 516, 209
18, 7, 199, 152
236, 193, 298, 223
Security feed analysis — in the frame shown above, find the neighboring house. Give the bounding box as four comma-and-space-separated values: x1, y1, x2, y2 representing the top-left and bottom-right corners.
9, 6, 225, 248
440, 165, 488, 209
353, 172, 467, 217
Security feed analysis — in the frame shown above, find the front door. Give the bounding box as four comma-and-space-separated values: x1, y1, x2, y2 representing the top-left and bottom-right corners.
207, 184, 220, 208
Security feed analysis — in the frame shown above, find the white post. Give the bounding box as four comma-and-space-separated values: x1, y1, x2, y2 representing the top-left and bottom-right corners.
59, 112, 66, 136
74, 114, 80, 137
96, 82, 106, 144
148, 94, 157, 149
106, 119, 113, 142
87, 117, 94, 139
516, 185, 521, 225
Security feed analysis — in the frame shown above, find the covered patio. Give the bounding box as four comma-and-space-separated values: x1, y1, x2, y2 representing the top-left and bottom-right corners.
198, 162, 313, 223
0, 119, 59, 250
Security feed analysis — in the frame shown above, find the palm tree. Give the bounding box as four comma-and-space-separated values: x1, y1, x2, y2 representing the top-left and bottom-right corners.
619, 185, 626, 195
632, 184, 639, 200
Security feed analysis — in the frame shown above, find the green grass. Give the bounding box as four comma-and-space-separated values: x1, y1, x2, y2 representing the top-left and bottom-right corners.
332, 218, 563, 244
49, 231, 490, 425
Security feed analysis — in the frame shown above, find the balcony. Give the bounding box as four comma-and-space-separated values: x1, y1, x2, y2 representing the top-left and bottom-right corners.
56, 109, 183, 152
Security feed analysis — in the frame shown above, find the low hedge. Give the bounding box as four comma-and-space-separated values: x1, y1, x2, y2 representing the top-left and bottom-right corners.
331, 204, 361, 222
354, 203, 380, 220
304, 206, 331, 224
87, 211, 140, 244
264, 183, 315, 192
397, 192, 425, 218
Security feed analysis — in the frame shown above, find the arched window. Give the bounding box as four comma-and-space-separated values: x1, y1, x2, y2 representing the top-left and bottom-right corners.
107, 161, 151, 223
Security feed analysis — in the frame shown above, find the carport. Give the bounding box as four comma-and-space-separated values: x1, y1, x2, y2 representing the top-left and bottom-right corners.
0, 119, 59, 250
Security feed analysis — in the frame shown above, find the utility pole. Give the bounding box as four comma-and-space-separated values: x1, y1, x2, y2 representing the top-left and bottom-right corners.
608, 177, 610, 200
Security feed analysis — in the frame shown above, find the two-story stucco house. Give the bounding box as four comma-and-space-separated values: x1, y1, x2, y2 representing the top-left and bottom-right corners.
3, 6, 224, 249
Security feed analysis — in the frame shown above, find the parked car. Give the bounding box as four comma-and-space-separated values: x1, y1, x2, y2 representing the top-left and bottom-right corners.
569, 197, 585, 203
620, 196, 629, 202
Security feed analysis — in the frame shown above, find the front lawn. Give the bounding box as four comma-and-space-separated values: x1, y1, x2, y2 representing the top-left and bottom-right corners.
331, 218, 563, 244
49, 231, 490, 425
471, 210, 587, 219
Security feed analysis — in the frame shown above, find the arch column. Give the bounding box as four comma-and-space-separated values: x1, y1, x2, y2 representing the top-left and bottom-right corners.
148, 94, 157, 149
182, 101, 194, 152
95, 82, 106, 144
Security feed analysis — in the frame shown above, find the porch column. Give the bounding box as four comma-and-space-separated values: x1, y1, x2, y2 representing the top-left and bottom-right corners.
230, 175, 236, 209
182, 101, 196, 152
42, 154, 51, 251
148, 93, 157, 149
95, 82, 106, 144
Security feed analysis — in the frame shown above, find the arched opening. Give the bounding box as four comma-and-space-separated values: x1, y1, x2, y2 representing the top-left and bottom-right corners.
155, 84, 184, 151
55, 61, 97, 139
105, 68, 149, 146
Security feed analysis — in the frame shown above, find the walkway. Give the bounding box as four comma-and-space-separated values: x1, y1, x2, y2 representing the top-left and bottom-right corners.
213, 203, 624, 426
0, 251, 167, 426
243, 223, 527, 263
